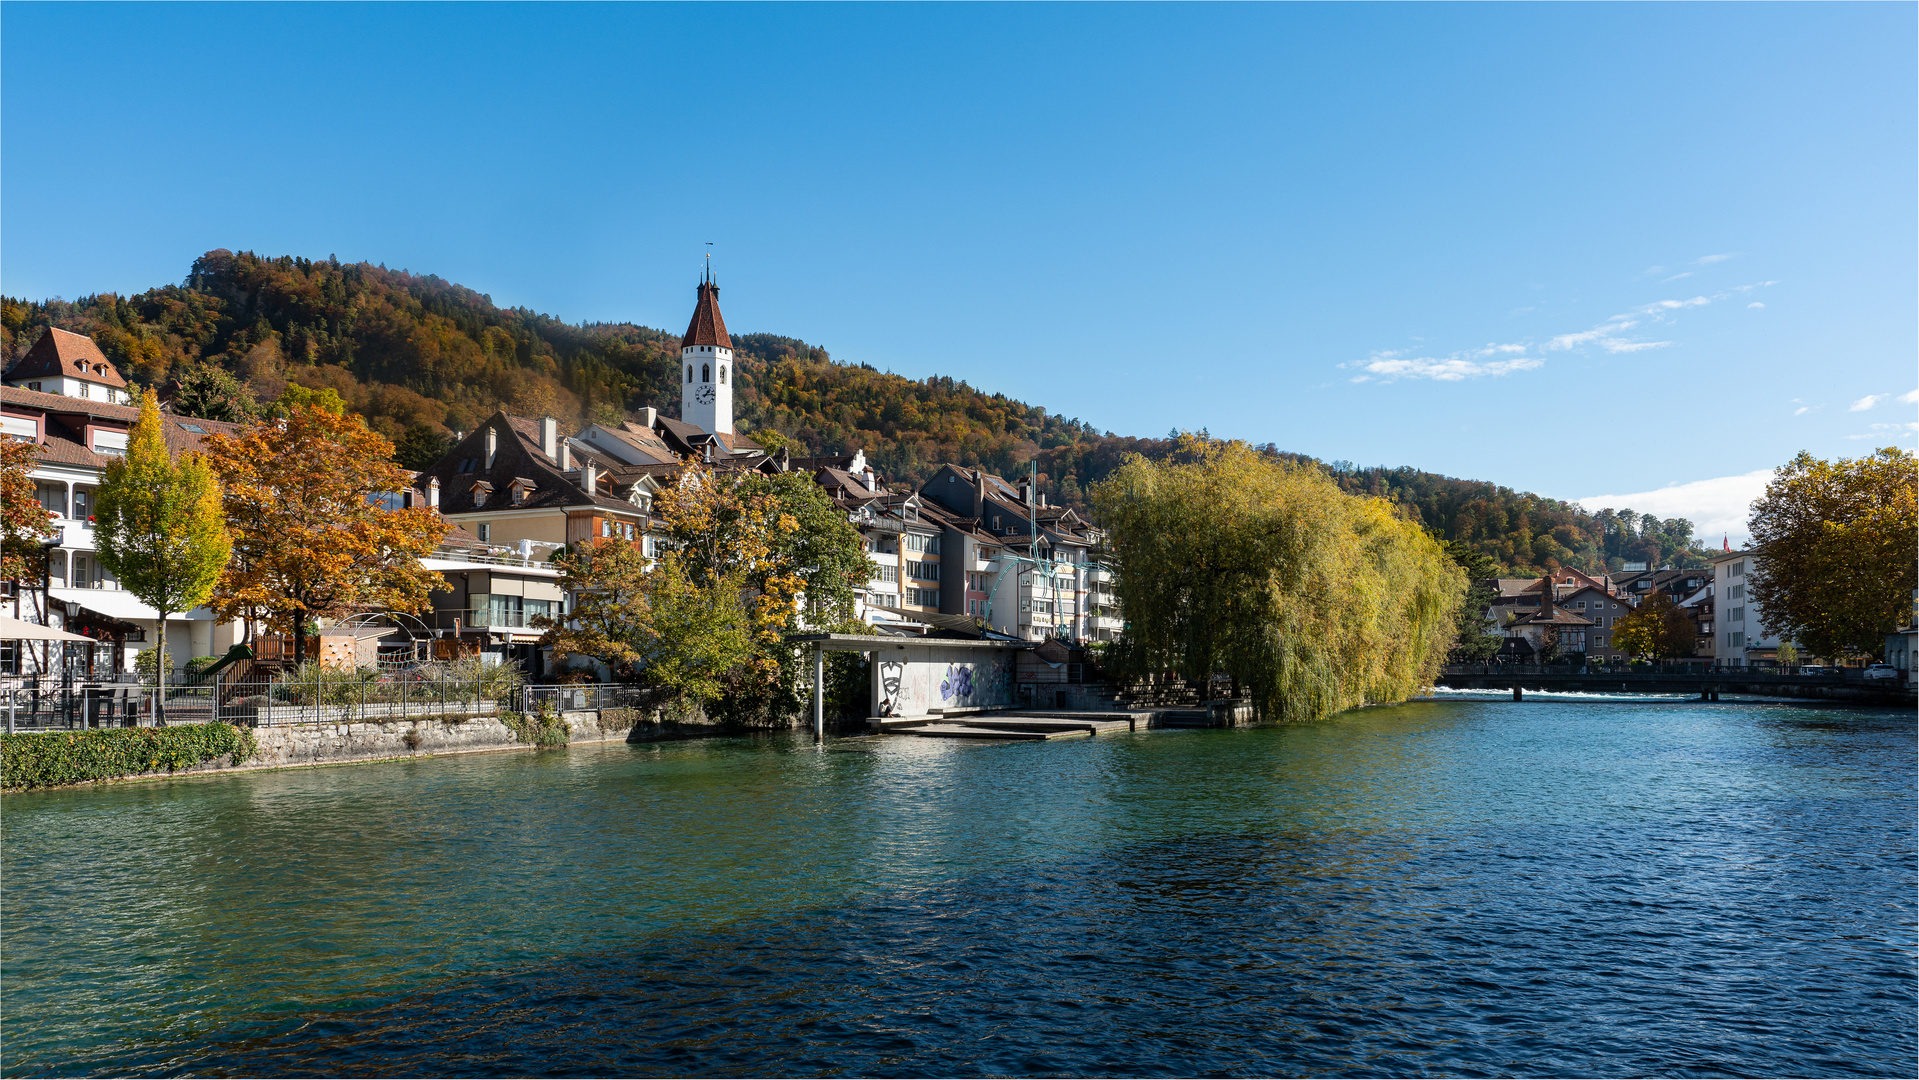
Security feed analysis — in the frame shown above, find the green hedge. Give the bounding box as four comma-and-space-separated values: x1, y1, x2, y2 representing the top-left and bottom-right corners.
2, 723, 258, 791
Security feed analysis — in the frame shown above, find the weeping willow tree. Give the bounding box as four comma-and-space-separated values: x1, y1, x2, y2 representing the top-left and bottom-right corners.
1091, 435, 1464, 723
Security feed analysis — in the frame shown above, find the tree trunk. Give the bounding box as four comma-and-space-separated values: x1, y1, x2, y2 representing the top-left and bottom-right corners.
292, 608, 307, 665
155, 610, 170, 725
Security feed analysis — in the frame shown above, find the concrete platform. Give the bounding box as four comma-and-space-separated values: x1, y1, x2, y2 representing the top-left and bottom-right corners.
891, 712, 1143, 740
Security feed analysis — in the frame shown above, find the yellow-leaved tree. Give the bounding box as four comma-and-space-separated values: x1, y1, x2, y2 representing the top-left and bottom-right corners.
1092, 435, 1464, 723
540, 458, 866, 724
93, 389, 231, 713
1748, 447, 1918, 661
201, 401, 448, 663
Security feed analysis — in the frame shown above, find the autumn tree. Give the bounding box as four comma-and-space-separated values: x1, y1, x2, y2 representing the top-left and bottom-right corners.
537, 538, 751, 701
200, 404, 448, 663
93, 390, 232, 703
654, 461, 868, 723
1, 438, 54, 584
1747, 448, 1918, 662
1609, 591, 1696, 661
1092, 434, 1464, 723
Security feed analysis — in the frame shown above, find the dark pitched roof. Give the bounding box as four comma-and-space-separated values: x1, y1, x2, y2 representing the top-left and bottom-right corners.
681, 280, 731, 350
4, 328, 129, 389
415, 410, 648, 516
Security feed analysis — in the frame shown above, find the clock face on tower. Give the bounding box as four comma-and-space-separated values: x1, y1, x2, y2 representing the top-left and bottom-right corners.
694, 385, 715, 405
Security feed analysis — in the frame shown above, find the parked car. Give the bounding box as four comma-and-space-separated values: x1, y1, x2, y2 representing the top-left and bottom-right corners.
1799, 665, 1827, 675
1862, 664, 1900, 681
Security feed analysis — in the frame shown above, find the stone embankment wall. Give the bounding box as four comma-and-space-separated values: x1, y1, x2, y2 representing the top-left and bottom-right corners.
167, 708, 744, 781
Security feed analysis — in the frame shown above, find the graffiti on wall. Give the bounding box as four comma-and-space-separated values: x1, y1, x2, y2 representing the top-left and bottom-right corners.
875, 650, 1016, 717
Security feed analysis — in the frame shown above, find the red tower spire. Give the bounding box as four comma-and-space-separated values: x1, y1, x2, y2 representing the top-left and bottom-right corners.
681, 266, 731, 350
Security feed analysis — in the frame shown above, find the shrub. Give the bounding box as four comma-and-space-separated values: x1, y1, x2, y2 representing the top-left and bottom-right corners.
1, 723, 257, 790
500, 702, 567, 746
598, 707, 643, 733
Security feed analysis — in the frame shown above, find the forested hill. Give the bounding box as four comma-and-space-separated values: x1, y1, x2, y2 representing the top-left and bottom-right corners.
1, 249, 1707, 574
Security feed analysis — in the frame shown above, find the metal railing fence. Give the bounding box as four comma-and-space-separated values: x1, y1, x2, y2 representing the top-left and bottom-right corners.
3, 665, 523, 732
521, 683, 663, 715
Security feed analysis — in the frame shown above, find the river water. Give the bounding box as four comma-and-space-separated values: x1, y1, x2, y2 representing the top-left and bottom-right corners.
2, 697, 1913, 1077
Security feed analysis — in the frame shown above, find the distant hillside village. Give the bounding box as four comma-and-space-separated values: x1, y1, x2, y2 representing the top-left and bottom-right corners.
4, 249, 1713, 579
1478, 560, 1782, 667
1, 277, 1114, 685
6, 273, 1906, 688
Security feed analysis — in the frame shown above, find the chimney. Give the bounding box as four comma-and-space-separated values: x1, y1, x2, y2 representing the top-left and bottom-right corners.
540, 416, 557, 459
865, 466, 876, 491
427, 476, 440, 509
639, 407, 657, 428
703, 441, 713, 464
580, 458, 599, 494
1018, 477, 1030, 503
484, 427, 498, 471
558, 441, 571, 471
1538, 577, 1554, 618
776, 445, 791, 472
973, 470, 987, 518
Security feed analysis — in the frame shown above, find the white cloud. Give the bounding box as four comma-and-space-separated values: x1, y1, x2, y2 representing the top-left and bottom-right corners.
1849, 394, 1886, 412
1349, 279, 1776, 384
1642, 296, 1712, 313
1576, 468, 1774, 548
1748, 302, 1764, 309
1845, 422, 1919, 441
1695, 253, 1737, 264
1347, 352, 1544, 383
1793, 406, 1810, 416
1902, 388, 1919, 404
1661, 272, 1694, 282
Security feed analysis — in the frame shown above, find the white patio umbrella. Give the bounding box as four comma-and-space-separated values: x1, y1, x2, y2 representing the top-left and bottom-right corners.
0, 615, 93, 643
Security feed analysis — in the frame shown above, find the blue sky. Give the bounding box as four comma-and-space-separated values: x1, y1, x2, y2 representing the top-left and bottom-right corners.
4, 2, 1913, 541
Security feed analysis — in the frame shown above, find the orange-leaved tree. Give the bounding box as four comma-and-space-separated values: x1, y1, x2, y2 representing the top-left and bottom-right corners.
1, 437, 54, 584
201, 402, 448, 663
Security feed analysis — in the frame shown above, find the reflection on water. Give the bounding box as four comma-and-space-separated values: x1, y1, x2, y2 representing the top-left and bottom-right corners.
3, 700, 1912, 1076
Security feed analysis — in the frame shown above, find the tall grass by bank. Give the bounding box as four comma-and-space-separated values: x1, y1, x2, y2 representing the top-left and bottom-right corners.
1, 724, 257, 790
1094, 436, 1465, 723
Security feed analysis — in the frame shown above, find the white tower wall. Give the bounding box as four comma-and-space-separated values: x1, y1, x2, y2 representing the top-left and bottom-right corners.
681, 343, 734, 434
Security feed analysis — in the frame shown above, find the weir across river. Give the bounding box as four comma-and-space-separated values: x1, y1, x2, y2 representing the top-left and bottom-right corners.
1436, 665, 1915, 706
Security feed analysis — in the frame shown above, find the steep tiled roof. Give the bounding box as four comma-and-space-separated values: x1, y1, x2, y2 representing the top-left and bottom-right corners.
4, 328, 129, 389
2, 386, 239, 470
681, 280, 731, 350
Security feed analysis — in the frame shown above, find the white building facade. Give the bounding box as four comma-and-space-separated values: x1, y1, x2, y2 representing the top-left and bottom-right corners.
1710, 549, 1780, 666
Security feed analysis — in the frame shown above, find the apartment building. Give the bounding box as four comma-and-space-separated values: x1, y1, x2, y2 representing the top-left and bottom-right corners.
3, 339, 244, 676
1709, 549, 1780, 666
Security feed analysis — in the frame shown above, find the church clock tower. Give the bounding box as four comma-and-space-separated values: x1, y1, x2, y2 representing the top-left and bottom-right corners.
680, 265, 733, 434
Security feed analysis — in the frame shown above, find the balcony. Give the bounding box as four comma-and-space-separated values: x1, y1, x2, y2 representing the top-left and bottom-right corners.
1091, 615, 1123, 632
1086, 565, 1114, 585
433, 607, 555, 631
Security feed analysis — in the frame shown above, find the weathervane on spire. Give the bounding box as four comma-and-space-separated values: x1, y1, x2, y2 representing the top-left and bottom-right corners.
704, 242, 714, 285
